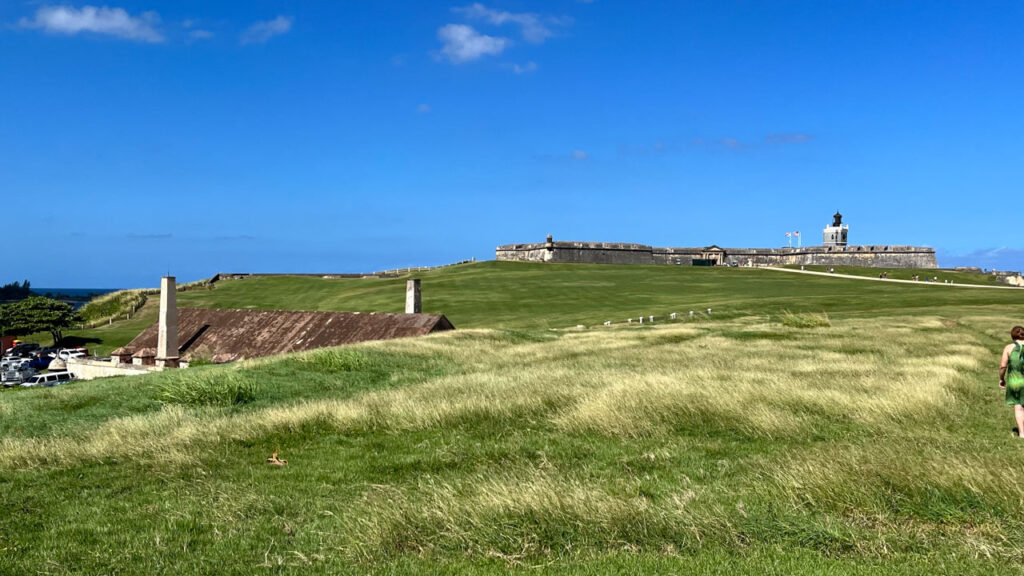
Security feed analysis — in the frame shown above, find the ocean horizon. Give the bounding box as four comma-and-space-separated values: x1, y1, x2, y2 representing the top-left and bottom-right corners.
33, 288, 120, 297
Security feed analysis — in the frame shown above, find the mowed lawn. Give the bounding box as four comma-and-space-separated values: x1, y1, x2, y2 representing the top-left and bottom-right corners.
177, 262, 1023, 328
45, 261, 1024, 355
4, 262, 1024, 574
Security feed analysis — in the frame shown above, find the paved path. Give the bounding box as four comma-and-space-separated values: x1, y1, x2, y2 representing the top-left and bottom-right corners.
762, 266, 1024, 290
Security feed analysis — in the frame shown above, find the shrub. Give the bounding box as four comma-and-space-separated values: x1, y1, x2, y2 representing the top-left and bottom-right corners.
158, 372, 258, 407
780, 310, 831, 328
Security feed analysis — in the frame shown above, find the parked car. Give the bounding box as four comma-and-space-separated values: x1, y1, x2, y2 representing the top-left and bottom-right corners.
28, 352, 53, 370
0, 358, 30, 371
22, 371, 75, 388
2, 366, 37, 387
57, 348, 88, 361
3, 343, 40, 357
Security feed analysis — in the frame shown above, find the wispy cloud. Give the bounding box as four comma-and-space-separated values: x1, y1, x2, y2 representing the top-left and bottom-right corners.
126, 233, 173, 240
512, 61, 538, 74
437, 23, 507, 63
765, 132, 815, 145
618, 141, 669, 156
437, 4, 568, 66
689, 133, 815, 151
240, 15, 293, 45
571, 150, 589, 160
417, 104, 432, 113
455, 3, 567, 43
19, 5, 164, 43
182, 18, 212, 40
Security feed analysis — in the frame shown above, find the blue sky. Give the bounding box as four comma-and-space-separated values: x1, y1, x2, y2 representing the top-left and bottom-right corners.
2, 1, 1022, 287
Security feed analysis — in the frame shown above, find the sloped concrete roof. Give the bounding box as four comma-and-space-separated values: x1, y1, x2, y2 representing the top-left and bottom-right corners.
115, 308, 454, 364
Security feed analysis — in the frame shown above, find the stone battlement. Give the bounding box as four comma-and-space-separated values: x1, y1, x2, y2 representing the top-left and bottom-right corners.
496, 240, 938, 269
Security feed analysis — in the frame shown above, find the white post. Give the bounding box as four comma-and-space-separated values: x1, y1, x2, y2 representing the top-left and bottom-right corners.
405, 279, 422, 314
157, 276, 179, 365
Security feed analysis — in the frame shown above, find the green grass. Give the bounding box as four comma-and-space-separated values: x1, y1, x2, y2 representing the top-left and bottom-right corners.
20, 261, 1024, 355
4, 262, 1024, 574
780, 310, 832, 328
76, 288, 148, 324
784, 264, 1005, 285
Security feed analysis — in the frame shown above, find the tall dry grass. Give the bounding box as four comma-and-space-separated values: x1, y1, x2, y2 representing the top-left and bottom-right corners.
3, 314, 1022, 566
0, 317, 986, 467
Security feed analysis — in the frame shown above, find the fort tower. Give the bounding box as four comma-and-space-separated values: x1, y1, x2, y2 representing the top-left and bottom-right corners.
823, 211, 849, 247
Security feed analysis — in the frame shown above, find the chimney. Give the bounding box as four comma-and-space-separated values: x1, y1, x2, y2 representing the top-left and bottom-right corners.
405, 279, 421, 314
157, 276, 179, 366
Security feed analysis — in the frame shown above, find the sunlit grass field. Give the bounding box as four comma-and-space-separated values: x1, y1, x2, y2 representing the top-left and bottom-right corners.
782, 264, 1005, 285
4, 262, 1024, 574
40, 261, 1024, 356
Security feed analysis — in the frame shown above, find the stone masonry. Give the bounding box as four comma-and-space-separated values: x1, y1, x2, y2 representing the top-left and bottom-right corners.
497, 240, 937, 269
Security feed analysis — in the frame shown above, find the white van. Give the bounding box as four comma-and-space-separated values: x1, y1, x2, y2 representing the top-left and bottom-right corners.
22, 371, 75, 387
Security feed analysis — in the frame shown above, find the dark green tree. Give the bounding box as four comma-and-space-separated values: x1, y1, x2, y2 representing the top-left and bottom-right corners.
0, 280, 33, 301
0, 297, 78, 345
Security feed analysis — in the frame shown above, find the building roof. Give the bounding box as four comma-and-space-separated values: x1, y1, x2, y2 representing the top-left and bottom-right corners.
115, 308, 454, 364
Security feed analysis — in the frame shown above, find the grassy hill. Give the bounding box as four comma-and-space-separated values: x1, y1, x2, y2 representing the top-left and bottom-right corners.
50, 261, 1024, 355
782, 264, 1006, 285
5, 262, 1024, 574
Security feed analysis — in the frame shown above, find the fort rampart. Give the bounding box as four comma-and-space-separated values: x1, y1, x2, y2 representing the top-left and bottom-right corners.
495, 240, 938, 269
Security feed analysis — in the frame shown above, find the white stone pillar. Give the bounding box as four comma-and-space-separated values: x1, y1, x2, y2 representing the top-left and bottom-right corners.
405, 279, 421, 314
157, 276, 179, 364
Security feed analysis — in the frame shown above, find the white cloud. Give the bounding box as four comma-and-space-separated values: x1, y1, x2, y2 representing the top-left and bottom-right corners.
240, 15, 293, 45
19, 5, 164, 43
764, 133, 815, 145
417, 104, 432, 113
456, 3, 562, 43
189, 29, 213, 40
571, 150, 589, 160
513, 61, 537, 74
437, 24, 507, 63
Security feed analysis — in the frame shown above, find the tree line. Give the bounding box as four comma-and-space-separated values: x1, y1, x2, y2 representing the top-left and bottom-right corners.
0, 280, 33, 301
0, 297, 78, 345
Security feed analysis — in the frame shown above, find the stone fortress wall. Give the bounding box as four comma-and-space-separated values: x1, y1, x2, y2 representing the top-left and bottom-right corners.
497, 213, 938, 269
495, 239, 938, 269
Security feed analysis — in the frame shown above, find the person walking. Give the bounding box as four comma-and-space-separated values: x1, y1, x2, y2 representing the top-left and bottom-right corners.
999, 325, 1024, 437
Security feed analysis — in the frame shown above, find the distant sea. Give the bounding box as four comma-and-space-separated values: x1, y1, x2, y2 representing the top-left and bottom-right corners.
32, 288, 121, 309
34, 288, 120, 298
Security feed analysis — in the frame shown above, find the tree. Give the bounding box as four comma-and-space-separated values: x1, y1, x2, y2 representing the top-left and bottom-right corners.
0, 297, 78, 345
0, 280, 33, 301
